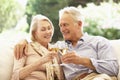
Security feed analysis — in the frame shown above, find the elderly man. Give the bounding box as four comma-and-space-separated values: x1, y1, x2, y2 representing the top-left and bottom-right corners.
14, 6, 119, 80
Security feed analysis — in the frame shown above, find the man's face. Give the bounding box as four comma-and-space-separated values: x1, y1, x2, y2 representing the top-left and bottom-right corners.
59, 13, 79, 41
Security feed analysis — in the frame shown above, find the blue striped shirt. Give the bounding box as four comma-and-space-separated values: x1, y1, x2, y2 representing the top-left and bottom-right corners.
54, 33, 119, 80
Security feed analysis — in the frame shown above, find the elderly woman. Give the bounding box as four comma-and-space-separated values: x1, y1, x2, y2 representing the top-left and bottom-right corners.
11, 14, 64, 80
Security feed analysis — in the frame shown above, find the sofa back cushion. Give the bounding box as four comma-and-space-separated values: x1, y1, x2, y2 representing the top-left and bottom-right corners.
110, 40, 120, 80
0, 43, 14, 80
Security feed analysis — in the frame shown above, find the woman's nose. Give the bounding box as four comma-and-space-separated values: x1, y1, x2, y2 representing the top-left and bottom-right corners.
46, 30, 51, 33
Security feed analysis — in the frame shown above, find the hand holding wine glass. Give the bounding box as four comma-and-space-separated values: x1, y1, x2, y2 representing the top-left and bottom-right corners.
48, 44, 61, 66
58, 48, 68, 56
43, 51, 57, 63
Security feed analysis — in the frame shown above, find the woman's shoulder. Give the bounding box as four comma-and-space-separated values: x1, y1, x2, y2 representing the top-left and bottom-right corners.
25, 42, 38, 55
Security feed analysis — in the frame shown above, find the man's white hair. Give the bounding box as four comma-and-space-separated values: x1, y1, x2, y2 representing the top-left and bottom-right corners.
59, 6, 84, 26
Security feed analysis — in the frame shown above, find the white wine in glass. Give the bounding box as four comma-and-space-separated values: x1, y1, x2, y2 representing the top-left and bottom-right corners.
58, 48, 68, 56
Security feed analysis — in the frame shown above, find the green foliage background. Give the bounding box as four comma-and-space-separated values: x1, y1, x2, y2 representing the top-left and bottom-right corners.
82, 2, 120, 40
0, 0, 24, 32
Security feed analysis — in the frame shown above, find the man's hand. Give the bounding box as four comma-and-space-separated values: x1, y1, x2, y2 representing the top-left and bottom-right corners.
61, 51, 81, 64
14, 39, 28, 60
61, 51, 95, 70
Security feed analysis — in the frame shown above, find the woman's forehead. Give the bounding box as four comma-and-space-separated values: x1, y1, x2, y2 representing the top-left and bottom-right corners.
38, 20, 51, 26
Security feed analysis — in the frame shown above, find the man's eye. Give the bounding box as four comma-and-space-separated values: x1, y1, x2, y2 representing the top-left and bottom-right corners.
63, 24, 68, 27
63, 24, 66, 26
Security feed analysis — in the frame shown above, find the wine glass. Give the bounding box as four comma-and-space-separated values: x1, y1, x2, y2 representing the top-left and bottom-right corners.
57, 41, 69, 56
48, 44, 60, 66
49, 43, 69, 66
54, 42, 70, 67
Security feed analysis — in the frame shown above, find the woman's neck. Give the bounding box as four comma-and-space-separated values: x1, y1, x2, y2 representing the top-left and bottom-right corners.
42, 44, 48, 49
38, 42, 48, 49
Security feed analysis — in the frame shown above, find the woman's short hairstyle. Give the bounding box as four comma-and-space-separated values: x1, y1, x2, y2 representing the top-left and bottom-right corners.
29, 14, 54, 41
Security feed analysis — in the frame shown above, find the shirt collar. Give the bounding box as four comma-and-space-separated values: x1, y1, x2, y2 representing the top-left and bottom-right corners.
80, 32, 88, 42
65, 33, 88, 44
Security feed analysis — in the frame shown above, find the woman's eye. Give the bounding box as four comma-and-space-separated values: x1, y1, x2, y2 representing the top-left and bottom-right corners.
41, 28, 46, 31
48, 27, 52, 30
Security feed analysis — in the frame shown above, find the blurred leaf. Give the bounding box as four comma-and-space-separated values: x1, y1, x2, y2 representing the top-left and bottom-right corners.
0, 0, 25, 33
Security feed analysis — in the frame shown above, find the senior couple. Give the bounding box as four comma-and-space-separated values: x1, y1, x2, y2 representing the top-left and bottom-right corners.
11, 6, 119, 80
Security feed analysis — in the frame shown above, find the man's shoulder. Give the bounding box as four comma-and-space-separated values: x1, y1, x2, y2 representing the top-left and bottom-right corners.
83, 33, 108, 42
88, 34, 108, 41
85, 34, 109, 45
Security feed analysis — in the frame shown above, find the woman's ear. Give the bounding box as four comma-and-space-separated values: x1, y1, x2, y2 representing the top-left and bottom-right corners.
32, 30, 37, 41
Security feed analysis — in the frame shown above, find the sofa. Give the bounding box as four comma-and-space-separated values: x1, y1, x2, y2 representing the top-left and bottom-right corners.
0, 39, 120, 80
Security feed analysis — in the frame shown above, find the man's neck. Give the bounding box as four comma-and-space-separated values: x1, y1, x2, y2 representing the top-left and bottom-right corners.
71, 41, 78, 47
71, 33, 83, 47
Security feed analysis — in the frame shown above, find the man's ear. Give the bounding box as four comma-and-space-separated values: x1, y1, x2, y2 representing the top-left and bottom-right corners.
77, 21, 82, 29
78, 21, 82, 27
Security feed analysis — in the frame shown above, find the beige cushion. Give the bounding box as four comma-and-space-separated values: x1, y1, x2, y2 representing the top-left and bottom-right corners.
0, 42, 14, 80
0, 32, 28, 80
110, 40, 120, 80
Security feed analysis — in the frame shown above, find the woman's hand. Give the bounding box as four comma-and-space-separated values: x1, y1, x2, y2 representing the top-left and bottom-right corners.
43, 51, 57, 63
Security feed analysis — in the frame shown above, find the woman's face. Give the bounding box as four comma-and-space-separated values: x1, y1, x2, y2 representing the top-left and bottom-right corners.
35, 20, 53, 44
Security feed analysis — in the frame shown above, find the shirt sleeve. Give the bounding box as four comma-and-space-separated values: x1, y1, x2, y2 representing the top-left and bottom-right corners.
11, 56, 26, 80
90, 38, 119, 76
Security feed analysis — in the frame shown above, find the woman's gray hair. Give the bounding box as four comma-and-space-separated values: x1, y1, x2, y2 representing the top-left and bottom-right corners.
59, 6, 84, 26
29, 14, 54, 41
